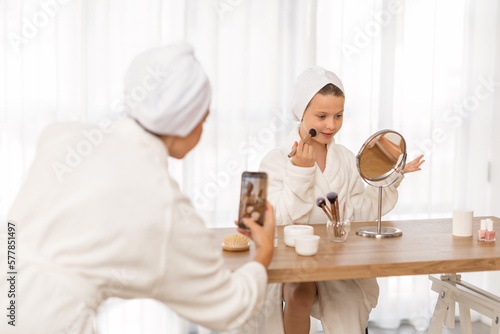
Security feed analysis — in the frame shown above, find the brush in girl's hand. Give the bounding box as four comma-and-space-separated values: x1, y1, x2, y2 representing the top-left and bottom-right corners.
316, 197, 333, 221
326, 192, 338, 223
288, 128, 317, 158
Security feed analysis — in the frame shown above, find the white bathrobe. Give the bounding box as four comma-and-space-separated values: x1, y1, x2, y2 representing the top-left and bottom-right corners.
239, 127, 403, 334
0, 118, 267, 334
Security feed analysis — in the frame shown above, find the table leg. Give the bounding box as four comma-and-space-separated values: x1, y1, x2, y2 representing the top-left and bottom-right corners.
490, 315, 500, 334
458, 304, 472, 334
429, 274, 500, 334
428, 285, 454, 334
444, 298, 456, 329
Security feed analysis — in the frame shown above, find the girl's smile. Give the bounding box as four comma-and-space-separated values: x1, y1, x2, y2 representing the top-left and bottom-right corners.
320, 132, 334, 139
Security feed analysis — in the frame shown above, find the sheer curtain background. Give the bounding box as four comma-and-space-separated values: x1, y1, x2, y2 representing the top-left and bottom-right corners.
1, 0, 499, 332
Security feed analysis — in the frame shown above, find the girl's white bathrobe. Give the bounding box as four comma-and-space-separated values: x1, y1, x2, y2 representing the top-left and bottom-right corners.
0, 118, 267, 334
240, 127, 403, 334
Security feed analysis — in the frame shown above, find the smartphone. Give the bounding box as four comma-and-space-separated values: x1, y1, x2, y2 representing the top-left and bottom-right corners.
238, 171, 268, 229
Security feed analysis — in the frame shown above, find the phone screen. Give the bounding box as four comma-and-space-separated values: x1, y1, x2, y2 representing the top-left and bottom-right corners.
238, 172, 268, 229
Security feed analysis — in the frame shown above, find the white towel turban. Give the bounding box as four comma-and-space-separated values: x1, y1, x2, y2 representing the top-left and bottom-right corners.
124, 42, 211, 137
291, 66, 344, 122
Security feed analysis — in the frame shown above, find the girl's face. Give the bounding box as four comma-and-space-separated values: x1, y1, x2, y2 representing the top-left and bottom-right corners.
300, 93, 345, 145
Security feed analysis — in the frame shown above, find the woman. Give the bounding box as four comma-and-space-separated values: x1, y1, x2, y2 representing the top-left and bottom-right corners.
0, 43, 275, 334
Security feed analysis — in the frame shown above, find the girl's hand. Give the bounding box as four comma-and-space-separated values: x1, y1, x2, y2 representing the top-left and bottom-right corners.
403, 155, 425, 174
291, 139, 315, 168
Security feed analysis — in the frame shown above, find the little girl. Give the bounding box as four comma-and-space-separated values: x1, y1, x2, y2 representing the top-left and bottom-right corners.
256, 67, 424, 334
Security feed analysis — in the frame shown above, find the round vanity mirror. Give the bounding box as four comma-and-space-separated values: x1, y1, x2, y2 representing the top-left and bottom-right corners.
355, 129, 407, 238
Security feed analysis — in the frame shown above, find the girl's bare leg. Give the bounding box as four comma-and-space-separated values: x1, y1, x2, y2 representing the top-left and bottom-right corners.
283, 282, 317, 334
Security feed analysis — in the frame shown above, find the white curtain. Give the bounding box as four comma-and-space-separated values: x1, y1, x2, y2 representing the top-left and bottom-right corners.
1, 0, 499, 332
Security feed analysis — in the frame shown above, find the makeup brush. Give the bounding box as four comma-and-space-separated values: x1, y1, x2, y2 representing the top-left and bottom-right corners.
288, 128, 317, 158
316, 197, 333, 221
342, 201, 346, 223
327, 192, 342, 237
335, 200, 340, 225
326, 192, 338, 223
340, 201, 347, 236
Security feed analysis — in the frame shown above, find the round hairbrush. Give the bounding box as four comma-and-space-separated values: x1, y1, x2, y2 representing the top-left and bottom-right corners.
222, 233, 250, 252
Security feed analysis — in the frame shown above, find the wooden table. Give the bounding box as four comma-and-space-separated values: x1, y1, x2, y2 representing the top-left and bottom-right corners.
213, 216, 500, 284
213, 216, 500, 333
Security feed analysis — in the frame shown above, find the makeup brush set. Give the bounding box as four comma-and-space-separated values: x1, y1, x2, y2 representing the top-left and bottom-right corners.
316, 192, 349, 242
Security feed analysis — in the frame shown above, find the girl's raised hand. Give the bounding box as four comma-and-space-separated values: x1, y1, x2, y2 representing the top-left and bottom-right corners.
291, 139, 315, 168
403, 154, 425, 174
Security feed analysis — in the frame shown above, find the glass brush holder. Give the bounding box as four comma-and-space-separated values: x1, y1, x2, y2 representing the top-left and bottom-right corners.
326, 219, 350, 242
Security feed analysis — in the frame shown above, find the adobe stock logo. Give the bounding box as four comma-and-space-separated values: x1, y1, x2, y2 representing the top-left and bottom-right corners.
51, 63, 170, 182
342, 0, 403, 62
191, 111, 289, 210
7, 0, 74, 54
51, 121, 114, 182
211, 0, 243, 20
413, 75, 499, 158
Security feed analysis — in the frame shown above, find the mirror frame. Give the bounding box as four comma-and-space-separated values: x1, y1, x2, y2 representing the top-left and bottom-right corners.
355, 129, 407, 238
356, 129, 407, 187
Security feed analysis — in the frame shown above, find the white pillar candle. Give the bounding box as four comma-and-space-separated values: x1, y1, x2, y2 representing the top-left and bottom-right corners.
452, 209, 474, 237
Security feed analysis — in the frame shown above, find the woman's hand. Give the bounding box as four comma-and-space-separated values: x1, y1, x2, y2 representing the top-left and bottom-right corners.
291, 139, 315, 168
236, 202, 275, 268
403, 154, 425, 174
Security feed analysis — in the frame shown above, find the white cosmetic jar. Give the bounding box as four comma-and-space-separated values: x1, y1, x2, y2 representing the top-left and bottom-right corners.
284, 225, 314, 247
294, 235, 320, 256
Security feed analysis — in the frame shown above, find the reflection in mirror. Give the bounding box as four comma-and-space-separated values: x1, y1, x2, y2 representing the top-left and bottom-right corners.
355, 130, 407, 238
358, 133, 406, 181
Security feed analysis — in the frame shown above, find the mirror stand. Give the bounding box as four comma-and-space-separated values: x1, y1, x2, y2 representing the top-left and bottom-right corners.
355, 187, 403, 238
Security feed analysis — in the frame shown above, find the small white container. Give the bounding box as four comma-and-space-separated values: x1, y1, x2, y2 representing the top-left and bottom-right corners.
284, 225, 314, 247
294, 235, 320, 256
452, 209, 473, 237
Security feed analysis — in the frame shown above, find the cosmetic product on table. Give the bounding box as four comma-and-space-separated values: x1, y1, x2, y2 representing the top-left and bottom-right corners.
327, 218, 350, 242
485, 219, 496, 242
316, 197, 333, 221
452, 209, 473, 237
342, 201, 346, 222
284, 225, 314, 247
326, 192, 339, 223
478, 219, 487, 241
294, 235, 320, 256
318, 194, 350, 242
326, 219, 350, 242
